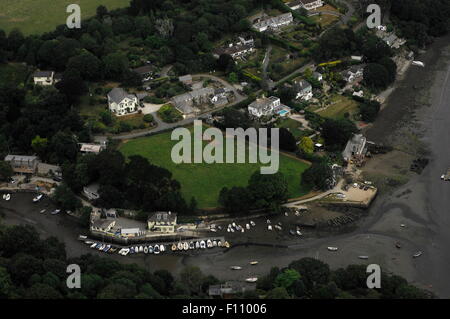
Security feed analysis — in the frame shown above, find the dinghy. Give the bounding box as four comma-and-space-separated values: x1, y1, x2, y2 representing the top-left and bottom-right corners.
230, 266, 242, 270
327, 247, 338, 251
245, 277, 258, 283
171, 244, 177, 251
33, 194, 43, 203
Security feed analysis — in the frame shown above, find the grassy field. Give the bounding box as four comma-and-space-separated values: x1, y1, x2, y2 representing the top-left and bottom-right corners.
0, 0, 129, 35
276, 118, 308, 140
119, 126, 311, 208
317, 95, 360, 120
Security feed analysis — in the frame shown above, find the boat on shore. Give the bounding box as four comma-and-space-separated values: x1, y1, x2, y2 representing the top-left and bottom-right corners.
40, 209, 46, 214
33, 194, 43, 203
207, 240, 213, 248
230, 266, 242, 270
249, 261, 258, 265
412, 60, 425, 67
200, 240, 206, 249
250, 221, 255, 227
153, 245, 160, 255
171, 244, 177, 251
413, 251, 423, 258
148, 246, 154, 254
358, 256, 369, 260
144, 246, 148, 254
177, 242, 183, 250
51, 209, 61, 215
189, 242, 194, 249
224, 241, 230, 248
4, 194, 11, 201
183, 242, 189, 250
327, 247, 338, 251
245, 277, 258, 283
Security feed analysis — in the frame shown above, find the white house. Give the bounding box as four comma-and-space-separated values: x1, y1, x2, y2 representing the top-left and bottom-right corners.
253, 13, 293, 32
147, 212, 177, 233
33, 71, 55, 86
288, 0, 324, 11
341, 65, 365, 83
294, 80, 313, 100
248, 96, 291, 118
342, 134, 367, 162
107, 88, 138, 116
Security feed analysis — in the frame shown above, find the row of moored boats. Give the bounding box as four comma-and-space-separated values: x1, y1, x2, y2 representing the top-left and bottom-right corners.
82, 238, 229, 256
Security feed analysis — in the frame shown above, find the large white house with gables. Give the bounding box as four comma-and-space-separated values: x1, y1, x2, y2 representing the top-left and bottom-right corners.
107, 88, 139, 116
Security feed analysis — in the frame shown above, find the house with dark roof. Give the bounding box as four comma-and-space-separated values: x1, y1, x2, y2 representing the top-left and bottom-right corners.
33, 71, 55, 86
4, 155, 39, 174
253, 12, 293, 32
342, 134, 367, 162
107, 88, 138, 116
171, 87, 215, 116
147, 212, 177, 233
213, 36, 255, 60
91, 219, 116, 233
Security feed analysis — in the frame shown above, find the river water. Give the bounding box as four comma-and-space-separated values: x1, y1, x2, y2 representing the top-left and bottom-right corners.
1, 36, 450, 297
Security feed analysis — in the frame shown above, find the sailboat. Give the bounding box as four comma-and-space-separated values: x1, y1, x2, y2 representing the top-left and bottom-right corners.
33, 194, 43, 203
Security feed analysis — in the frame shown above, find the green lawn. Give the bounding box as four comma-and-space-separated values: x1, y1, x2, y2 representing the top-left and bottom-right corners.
276, 118, 307, 139
0, 0, 129, 35
317, 94, 360, 120
119, 126, 311, 208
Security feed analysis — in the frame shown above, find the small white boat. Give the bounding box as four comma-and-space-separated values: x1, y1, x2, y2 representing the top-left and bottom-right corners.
232, 222, 236, 228
98, 244, 105, 251
144, 246, 148, 254
412, 60, 425, 67
153, 245, 160, 255
250, 221, 255, 227
241, 228, 245, 233
177, 242, 183, 250
148, 246, 154, 254
33, 194, 43, 203
207, 240, 213, 248
5, 194, 11, 201
139, 246, 144, 253
217, 240, 222, 247
121, 248, 130, 256
400, 224, 406, 228
250, 261, 258, 265
413, 251, 422, 258
212, 240, 217, 247
296, 230, 302, 236
284, 212, 288, 216
40, 209, 46, 214
210, 228, 217, 232
195, 241, 200, 249
224, 241, 230, 248
227, 228, 231, 233
230, 266, 242, 270
246, 277, 258, 283
327, 247, 338, 251
189, 242, 195, 249
51, 209, 61, 215
200, 240, 206, 249
274, 225, 282, 231
266, 219, 271, 224
267, 225, 272, 231
160, 244, 166, 252
78, 235, 88, 240
230, 228, 235, 233
90, 243, 97, 248
171, 244, 177, 251
358, 256, 369, 259
134, 246, 139, 253
183, 242, 189, 250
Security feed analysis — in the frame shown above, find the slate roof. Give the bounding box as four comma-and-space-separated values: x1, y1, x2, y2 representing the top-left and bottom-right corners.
33, 71, 53, 78
107, 88, 136, 104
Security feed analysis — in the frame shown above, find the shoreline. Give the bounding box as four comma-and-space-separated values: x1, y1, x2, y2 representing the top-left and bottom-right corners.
1, 36, 449, 297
